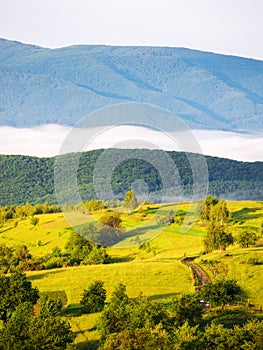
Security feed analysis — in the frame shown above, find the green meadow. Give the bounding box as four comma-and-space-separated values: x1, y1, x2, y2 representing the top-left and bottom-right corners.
0, 200, 262, 348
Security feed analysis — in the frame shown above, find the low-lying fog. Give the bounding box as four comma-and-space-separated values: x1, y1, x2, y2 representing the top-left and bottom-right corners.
0, 124, 262, 162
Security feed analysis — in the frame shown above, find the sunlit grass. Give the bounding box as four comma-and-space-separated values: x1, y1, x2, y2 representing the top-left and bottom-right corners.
1, 200, 262, 348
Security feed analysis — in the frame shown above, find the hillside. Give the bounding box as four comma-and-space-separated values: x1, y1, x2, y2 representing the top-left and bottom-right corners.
0, 149, 262, 206
0, 199, 262, 348
0, 38, 263, 131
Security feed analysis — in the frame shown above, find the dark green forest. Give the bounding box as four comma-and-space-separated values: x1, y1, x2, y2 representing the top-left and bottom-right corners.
0, 149, 262, 206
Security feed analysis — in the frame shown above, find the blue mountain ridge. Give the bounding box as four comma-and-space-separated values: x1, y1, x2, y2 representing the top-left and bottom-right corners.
0, 38, 263, 130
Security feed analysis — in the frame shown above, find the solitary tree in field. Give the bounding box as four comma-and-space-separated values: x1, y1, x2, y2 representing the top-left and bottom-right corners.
80, 280, 107, 313
237, 230, 257, 248
200, 196, 219, 223
204, 223, 233, 252
123, 190, 138, 212
99, 212, 122, 228
211, 199, 230, 225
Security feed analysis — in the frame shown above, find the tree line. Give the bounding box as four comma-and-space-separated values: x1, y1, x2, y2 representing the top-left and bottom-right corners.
200, 196, 262, 253
0, 272, 75, 349
0, 149, 262, 206
0, 230, 109, 274
1, 272, 262, 349
79, 280, 263, 349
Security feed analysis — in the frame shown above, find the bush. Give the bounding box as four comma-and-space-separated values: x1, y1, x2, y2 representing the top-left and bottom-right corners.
247, 257, 263, 265
30, 216, 39, 226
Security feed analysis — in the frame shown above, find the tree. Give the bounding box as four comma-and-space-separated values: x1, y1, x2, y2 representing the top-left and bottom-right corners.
197, 321, 263, 350
123, 190, 138, 212
172, 322, 199, 350
0, 244, 12, 273
204, 223, 233, 252
100, 323, 172, 350
98, 285, 168, 343
98, 284, 130, 340
200, 279, 241, 309
85, 199, 105, 212
39, 294, 63, 318
30, 216, 39, 226
237, 230, 257, 248
211, 199, 230, 225
29, 316, 75, 349
170, 293, 203, 326
0, 302, 75, 349
200, 196, 219, 223
80, 280, 107, 313
0, 272, 39, 325
0, 302, 34, 349
64, 231, 93, 264
64, 230, 109, 265
95, 226, 121, 246
12, 245, 32, 265
128, 294, 167, 331
99, 212, 122, 228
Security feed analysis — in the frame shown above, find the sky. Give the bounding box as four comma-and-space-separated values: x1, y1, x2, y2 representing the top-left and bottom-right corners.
0, 0, 263, 60
0, 0, 262, 161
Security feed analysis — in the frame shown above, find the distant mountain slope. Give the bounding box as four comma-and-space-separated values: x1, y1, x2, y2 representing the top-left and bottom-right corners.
0, 150, 262, 206
0, 38, 263, 130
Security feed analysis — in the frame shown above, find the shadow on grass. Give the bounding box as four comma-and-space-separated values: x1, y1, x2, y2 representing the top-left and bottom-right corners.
63, 303, 86, 317
28, 268, 64, 280
77, 340, 100, 350
40, 240, 52, 246
232, 207, 263, 221
201, 308, 259, 329
108, 255, 135, 263
122, 224, 164, 239
148, 292, 179, 301
0, 226, 15, 234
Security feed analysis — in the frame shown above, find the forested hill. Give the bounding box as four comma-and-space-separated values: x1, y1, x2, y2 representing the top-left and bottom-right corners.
1, 38, 263, 131
0, 149, 262, 206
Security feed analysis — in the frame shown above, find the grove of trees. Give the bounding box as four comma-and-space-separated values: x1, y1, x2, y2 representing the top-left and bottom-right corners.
0, 272, 75, 349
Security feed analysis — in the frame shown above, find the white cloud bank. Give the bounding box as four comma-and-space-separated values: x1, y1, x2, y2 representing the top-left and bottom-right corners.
0, 125, 262, 162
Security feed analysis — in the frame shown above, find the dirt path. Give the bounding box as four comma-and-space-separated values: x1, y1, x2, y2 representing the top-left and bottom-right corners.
181, 257, 210, 288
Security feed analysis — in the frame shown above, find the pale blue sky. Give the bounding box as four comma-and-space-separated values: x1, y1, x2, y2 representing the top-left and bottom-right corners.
0, 0, 263, 59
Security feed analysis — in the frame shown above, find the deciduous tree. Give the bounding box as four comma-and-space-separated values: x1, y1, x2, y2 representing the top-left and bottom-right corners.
80, 280, 107, 313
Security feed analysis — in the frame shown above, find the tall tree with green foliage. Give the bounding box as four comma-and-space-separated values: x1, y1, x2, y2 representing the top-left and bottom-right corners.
204, 223, 233, 252
0, 302, 75, 350
0, 272, 39, 325
98, 284, 130, 341
80, 280, 107, 313
200, 196, 219, 223
123, 190, 138, 212
211, 198, 230, 225
39, 294, 63, 318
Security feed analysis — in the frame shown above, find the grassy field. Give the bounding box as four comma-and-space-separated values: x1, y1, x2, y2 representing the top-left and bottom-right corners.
0, 212, 92, 256
0, 200, 262, 348
27, 259, 193, 347
197, 247, 263, 308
